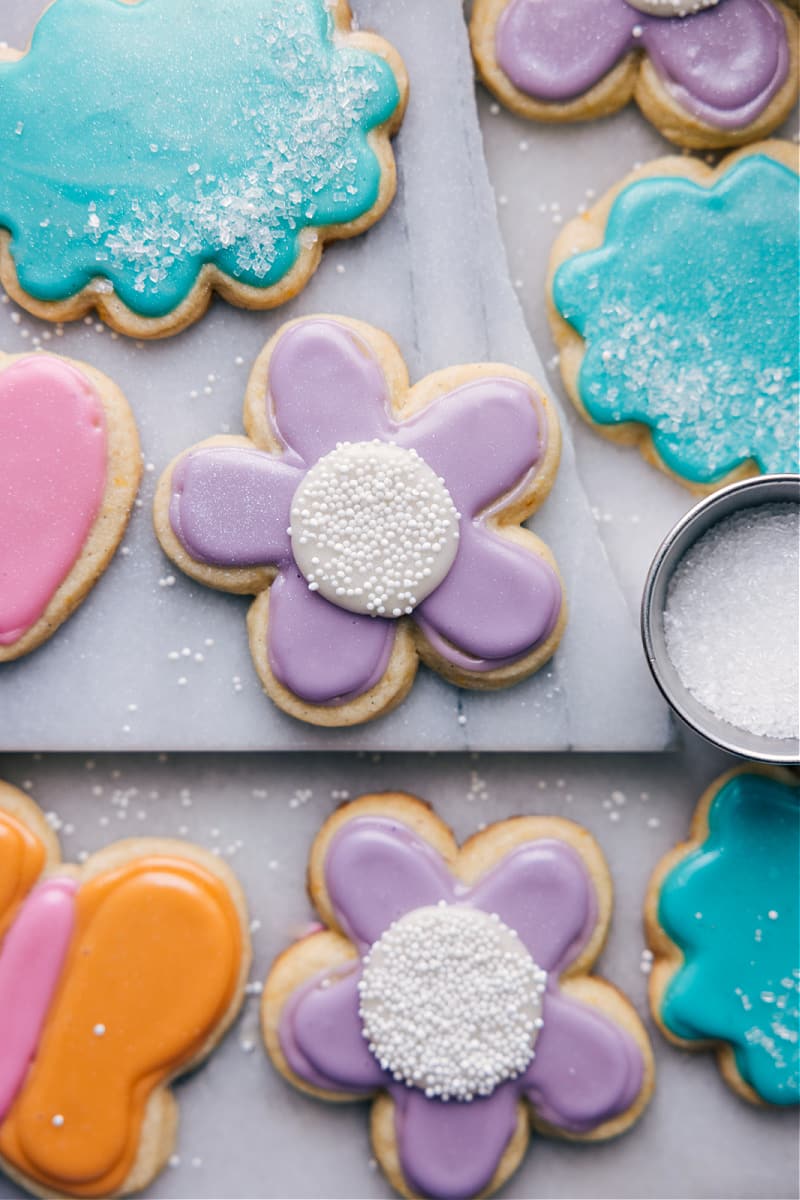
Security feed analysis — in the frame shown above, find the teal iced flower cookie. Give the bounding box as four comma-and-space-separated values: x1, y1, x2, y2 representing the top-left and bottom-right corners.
549, 143, 799, 493
0, 0, 405, 337
647, 767, 800, 1106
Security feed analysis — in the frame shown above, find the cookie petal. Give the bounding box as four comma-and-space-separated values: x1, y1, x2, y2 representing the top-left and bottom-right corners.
495, 0, 635, 101
645, 0, 790, 129
524, 990, 644, 1133
396, 376, 546, 518
266, 568, 395, 704
323, 817, 453, 947
169, 447, 300, 567
469, 839, 595, 972
415, 525, 561, 665
268, 318, 392, 465
280, 965, 384, 1093
393, 1084, 520, 1199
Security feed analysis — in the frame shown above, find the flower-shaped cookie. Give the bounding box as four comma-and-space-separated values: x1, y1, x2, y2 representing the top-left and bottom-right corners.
647, 766, 799, 1107
548, 143, 799, 493
263, 795, 653, 1199
471, 0, 799, 149
154, 316, 565, 727
0, 0, 406, 337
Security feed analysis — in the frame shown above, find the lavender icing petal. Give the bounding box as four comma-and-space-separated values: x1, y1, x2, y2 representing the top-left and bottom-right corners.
524, 989, 644, 1133
267, 318, 392, 465
415, 524, 562, 665
169, 447, 300, 567
279, 963, 384, 1093
324, 817, 454, 948
395, 376, 545, 518
644, 0, 789, 130
392, 1084, 521, 1200
266, 568, 395, 705
470, 840, 596, 973
495, 0, 635, 101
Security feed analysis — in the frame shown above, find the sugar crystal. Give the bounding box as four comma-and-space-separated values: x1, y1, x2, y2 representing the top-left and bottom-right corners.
664, 503, 799, 740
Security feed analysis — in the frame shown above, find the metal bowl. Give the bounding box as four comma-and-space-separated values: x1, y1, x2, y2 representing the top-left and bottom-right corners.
641, 474, 800, 765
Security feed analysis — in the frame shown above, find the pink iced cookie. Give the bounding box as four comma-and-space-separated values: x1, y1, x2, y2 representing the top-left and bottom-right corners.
0, 353, 140, 660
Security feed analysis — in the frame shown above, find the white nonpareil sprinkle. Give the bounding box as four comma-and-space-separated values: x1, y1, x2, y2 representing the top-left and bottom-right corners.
664, 503, 800, 740
358, 903, 547, 1101
626, 0, 719, 12
290, 441, 460, 617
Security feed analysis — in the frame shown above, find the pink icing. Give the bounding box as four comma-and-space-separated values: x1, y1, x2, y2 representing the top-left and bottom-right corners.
0, 877, 77, 1121
0, 356, 107, 646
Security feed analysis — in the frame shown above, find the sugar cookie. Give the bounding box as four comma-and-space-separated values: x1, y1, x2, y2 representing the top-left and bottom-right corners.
263, 792, 654, 1199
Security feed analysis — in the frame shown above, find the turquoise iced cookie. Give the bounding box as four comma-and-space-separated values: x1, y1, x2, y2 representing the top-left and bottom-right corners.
551, 148, 799, 491
648, 768, 800, 1106
0, 0, 404, 335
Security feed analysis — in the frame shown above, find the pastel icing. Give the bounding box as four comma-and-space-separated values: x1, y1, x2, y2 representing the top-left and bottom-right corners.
0, 880, 76, 1123
658, 773, 799, 1106
0, 356, 107, 645
0, 806, 47, 943
495, 0, 791, 131
0, 0, 401, 319
553, 155, 800, 484
168, 318, 563, 706
278, 817, 645, 1199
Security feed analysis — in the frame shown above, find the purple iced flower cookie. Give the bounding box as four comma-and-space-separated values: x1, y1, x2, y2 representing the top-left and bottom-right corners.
262, 793, 654, 1199
470, 0, 799, 148
154, 315, 566, 727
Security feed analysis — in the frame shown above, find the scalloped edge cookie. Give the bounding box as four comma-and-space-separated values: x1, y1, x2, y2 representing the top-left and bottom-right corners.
0, 0, 408, 339
546, 139, 798, 496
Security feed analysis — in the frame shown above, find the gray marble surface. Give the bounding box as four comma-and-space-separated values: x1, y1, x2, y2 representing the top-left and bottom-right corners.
0, 739, 797, 1200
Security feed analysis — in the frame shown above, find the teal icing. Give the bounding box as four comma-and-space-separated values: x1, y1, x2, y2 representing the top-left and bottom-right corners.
658, 773, 800, 1105
553, 156, 800, 484
0, 0, 400, 318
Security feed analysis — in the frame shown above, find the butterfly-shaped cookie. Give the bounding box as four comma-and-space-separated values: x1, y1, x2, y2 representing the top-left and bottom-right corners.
0, 781, 250, 1199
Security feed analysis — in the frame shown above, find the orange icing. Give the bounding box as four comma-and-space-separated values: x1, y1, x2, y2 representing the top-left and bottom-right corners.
0, 856, 242, 1197
0, 808, 46, 943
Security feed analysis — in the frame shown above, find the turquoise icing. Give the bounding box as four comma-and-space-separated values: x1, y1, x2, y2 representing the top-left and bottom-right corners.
658, 773, 800, 1105
0, 0, 400, 318
553, 156, 800, 484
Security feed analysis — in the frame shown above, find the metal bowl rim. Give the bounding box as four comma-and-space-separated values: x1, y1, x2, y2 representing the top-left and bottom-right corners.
641, 473, 800, 765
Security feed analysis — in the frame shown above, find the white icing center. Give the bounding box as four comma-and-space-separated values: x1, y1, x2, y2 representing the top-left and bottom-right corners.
358, 904, 546, 1101
627, 0, 720, 15
290, 441, 460, 617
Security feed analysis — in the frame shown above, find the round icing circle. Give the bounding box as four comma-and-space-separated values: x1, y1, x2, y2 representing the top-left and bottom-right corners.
290, 441, 460, 618
358, 904, 546, 1100
626, 0, 720, 14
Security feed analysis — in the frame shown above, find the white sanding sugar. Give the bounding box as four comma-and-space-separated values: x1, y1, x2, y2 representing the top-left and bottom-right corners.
664, 503, 800, 740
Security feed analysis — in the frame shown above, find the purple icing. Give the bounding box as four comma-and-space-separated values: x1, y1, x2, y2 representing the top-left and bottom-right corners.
278, 817, 645, 1199
170, 448, 301, 567
495, 0, 789, 130
268, 569, 395, 706
168, 318, 563, 706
